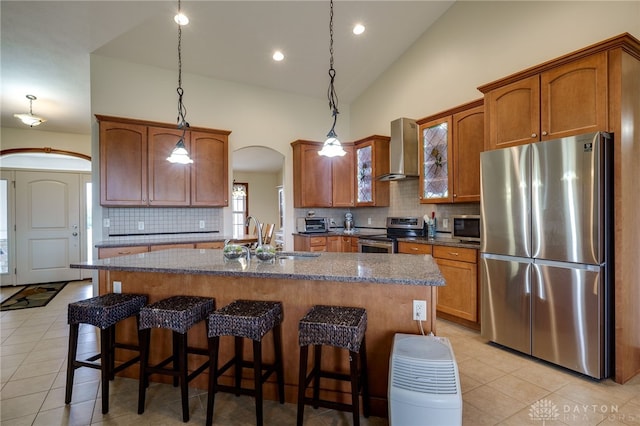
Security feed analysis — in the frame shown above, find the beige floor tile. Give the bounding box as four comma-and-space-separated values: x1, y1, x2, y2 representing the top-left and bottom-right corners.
12, 358, 65, 380
41, 379, 99, 411
22, 345, 68, 364
511, 361, 581, 392
0, 351, 29, 369
2, 329, 46, 346
0, 390, 48, 421
0, 372, 57, 399
487, 374, 552, 405
457, 357, 507, 384
463, 385, 528, 422
0, 340, 38, 357
462, 401, 502, 425
459, 372, 483, 394
0, 413, 38, 426
32, 399, 96, 426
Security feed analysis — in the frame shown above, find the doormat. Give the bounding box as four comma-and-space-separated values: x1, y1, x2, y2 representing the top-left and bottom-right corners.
0, 282, 68, 311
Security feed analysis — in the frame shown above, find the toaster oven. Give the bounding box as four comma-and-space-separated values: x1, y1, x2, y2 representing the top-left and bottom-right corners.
296, 217, 329, 234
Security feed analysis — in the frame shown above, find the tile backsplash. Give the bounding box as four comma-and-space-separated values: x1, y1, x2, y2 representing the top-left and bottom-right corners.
294, 179, 480, 234
102, 207, 221, 238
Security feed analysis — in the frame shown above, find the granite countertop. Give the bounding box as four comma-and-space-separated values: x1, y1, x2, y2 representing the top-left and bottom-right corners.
71, 248, 445, 287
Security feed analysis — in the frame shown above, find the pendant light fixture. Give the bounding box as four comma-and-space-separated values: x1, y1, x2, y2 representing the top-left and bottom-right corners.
318, 0, 346, 158
14, 94, 47, 127
167, 0, 194, 164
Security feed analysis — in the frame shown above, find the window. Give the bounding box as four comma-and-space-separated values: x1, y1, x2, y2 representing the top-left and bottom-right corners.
232, 182, 248, 238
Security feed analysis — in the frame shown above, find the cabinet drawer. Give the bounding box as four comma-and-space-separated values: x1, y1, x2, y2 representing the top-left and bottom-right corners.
150, 243, 195, 251
98, 245, 149, 259
195, 242, 224, 249
433, 245, 477, 263
309, 236, 327, 246
398, 241, 432, 255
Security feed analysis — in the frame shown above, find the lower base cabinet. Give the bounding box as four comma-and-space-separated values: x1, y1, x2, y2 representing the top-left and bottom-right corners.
399, 242, 479, 329
294, 234, 358, 252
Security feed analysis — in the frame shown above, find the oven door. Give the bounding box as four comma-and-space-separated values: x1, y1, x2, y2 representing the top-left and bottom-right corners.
358, 238, 395, 253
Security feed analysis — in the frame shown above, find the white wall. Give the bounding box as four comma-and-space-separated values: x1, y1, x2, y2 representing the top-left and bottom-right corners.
350, 1, 640, 138
0, 127, 91, 155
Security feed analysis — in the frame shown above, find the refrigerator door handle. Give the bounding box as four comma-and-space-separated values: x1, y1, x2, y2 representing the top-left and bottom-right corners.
533, 258, 602, 272
481, 253, 533, 264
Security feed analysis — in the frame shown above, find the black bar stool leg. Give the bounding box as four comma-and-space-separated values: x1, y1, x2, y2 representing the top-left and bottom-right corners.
253, 340, 264, 426
206, 336, 220, 426
177, 332, 189, 422
349, 350, 360, 426
137, 328, 151, 415
65, 323, 79, 404
273, 324, 285, 404
109, 325, 116, 380
234, 336, 243, 396
360, 337, 371, 417
100, 328, 111, 414
312, 345, 322, 409
296, 345, 309, 426
172, 331, 180, 387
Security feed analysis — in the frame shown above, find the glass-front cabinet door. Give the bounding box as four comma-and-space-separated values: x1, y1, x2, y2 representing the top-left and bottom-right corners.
419, 116, 453, 203
356, 143, 373, 204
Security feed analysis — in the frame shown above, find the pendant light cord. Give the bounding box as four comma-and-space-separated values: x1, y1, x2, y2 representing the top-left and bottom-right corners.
327, 0, 338, 137
176, 0, 188, 132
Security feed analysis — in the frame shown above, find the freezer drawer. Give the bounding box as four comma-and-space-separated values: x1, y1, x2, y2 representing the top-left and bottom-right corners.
480, 254, 532, 355
532, 261, 606, 378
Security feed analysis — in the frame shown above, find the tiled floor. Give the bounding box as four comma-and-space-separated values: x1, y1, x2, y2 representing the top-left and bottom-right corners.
1, 281, 639, 425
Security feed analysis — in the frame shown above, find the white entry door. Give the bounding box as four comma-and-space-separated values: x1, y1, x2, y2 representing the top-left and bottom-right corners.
15, 171, 82, 284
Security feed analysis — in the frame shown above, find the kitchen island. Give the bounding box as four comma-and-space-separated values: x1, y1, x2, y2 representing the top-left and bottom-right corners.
71, 248, 444, 417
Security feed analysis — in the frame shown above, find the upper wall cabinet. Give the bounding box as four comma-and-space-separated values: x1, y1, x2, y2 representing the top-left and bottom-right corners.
417, 99, 484, 204
97, 115, 230, 207
291, 140, 355, 208
354, 135, 390, 207
480, 51, 607, 150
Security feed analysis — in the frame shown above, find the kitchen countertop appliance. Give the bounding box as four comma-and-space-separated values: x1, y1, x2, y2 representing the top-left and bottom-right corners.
480, 132, 613, 379
358, 217, 425, 253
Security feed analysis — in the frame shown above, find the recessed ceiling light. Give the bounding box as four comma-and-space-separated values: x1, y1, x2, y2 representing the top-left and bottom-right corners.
353, 23, 365, 35
273, 51, 285, 61
174, 13, 189, 25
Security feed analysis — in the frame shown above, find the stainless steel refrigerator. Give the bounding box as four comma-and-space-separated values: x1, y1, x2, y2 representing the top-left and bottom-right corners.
480, 132, 612, 379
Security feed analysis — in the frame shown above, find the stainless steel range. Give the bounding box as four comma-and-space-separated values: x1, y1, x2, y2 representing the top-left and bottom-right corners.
358, 217, 425, 253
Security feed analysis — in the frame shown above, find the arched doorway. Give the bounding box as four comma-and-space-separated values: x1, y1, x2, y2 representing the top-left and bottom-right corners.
1, 149, 91, 286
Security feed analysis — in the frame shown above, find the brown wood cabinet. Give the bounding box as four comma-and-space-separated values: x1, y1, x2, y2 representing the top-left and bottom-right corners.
478, 33, 640, 383
293, 234, 356, 252
291, 140, 355, 208
293, 234, 327, 252
99, 120, 148, 206
417, 99, 484, 203
399, 242, 479, 329
481, 51, 607, 150
98, 245, 150, 259
97, 115, 230, 207
353, 136, 390, 207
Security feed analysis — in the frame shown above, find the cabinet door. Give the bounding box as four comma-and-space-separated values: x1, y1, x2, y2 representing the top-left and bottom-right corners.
295, 143, 333, 207
191, 131, 228, 206
435, 257, 478, 322
147, 126, 191, 206
486, 75, 540, 150
419, 116, 453, 203
331, 144, 355, 207
327, 236, 341, 252
540, 52, 608, 140
355, 138, 390, 207
100, 121, 148, 206
452, 106, 483, 203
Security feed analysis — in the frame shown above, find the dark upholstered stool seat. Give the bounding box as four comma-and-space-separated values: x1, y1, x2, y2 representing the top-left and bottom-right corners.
206, 300, 284, 426
138, 296, 214, 423
66, 293, 147, 414
297, 305, 370, 426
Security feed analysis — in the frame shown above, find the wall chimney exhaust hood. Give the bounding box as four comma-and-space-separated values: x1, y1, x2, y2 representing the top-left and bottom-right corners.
377, 117, 419, 181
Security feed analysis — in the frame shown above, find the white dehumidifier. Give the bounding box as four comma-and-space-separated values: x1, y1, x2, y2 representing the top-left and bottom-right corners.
388, 333, 462, 426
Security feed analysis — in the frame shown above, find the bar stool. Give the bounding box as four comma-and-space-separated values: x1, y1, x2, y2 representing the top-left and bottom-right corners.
66, 293, 147, 414
137, 296, 214, 423
206, 300, 284, 426
296, 305, 370, 426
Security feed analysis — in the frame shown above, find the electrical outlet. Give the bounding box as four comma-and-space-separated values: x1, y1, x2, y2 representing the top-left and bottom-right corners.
113, 281, 122, 293
138, 221, 144, 230
199, 220, 205, 229
367, 217, 372, 225
413, 300, 427, 321
103, 218, 110, 228
442, 218, 449, 230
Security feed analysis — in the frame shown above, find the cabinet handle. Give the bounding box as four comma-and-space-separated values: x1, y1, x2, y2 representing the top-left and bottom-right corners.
411, 247, 419, 251
448, 251, 459, 256
531, 133, 537, 138
117, 251, 132, 255
542, 131, 548, 136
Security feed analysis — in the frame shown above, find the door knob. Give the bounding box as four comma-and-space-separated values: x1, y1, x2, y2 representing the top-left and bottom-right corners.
72, 232, 78, 236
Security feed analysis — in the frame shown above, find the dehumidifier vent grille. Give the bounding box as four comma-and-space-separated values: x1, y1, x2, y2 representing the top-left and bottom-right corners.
391, 357, 458, 394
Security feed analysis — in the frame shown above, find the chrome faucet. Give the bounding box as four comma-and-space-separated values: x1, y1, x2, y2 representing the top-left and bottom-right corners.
245, 216, 263, 247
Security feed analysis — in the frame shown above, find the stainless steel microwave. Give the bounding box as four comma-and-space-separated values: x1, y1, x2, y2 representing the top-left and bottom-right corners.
296, 217, 329, 234
452, 215, 481, 243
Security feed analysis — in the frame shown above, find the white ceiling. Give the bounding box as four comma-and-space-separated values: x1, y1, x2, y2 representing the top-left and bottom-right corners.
1, 0, 454, 171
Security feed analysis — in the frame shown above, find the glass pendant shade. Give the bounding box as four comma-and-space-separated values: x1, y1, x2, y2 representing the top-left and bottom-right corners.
166, 138, 193, 164
14, 113, 46, 127
319, 131, 346, 157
